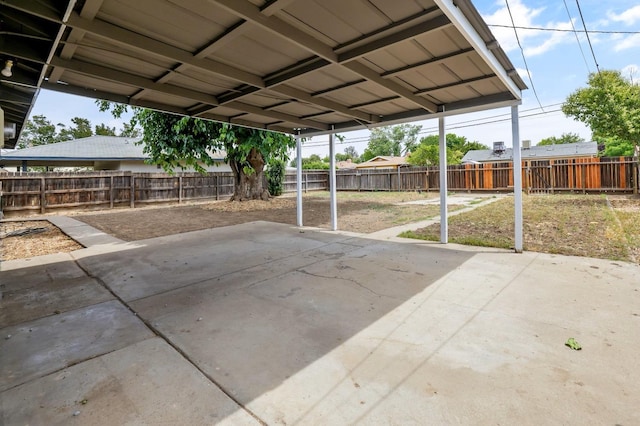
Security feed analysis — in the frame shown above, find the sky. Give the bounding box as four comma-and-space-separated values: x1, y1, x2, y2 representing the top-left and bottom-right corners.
27, 0, 640, 157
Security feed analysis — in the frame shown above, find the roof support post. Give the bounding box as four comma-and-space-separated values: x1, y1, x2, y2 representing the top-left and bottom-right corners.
439, 116, 448, 243
512, 105, 523, 253
296, 132, 303, 227
329, 126, 337, 231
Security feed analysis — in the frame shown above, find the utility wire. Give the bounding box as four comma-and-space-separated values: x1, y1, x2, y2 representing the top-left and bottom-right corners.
487, 24, 640, 35
574, 0, 600, 73
302, 105, 567, 147
563, 0, 591, 74
504, 0, 544, 111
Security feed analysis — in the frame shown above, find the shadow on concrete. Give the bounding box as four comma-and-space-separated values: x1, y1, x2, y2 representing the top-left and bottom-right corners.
1, 221, 474, 419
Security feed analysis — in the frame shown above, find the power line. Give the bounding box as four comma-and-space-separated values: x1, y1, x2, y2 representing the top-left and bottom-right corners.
487, 24, 640, 35
301, 104, 568, 147
574, 0, 601, 73
504, 0, 544, 111
562, 0, 591, 74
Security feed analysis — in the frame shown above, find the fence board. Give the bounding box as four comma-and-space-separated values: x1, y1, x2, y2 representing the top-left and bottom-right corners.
0, 171, 234, 215
1, 157, 637, 215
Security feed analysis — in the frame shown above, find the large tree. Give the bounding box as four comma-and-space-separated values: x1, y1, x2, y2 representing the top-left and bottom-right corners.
537, 132, 585, 146
58, 117, 93, 141
407, 133, 488, 166
17, 115, 58, 148
562, 70, 639, 155
362, 124, 422, 161
99, 103, 294, 200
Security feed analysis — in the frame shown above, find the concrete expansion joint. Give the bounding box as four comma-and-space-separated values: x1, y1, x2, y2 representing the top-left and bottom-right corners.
70, 258, 269, 426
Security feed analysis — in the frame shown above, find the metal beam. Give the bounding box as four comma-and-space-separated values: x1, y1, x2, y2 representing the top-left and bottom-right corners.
432, 0, 522, 99
49, 0, 104, 83
337, 14, 451, 63
0, 87, 33, 104
132, 0, 294, 98
66, 12, 265, 88
381, 48, 475, 79
344, 62, 438, 112
224, 101, 329, 130
414, 75, 495, 96
50, 57, 221, 106
274, 85, 376, 123
1, 0, 63, 23
207, 0, 338, 62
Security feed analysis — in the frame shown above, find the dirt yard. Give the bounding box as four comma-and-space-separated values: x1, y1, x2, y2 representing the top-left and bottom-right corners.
1, 192, 443, 260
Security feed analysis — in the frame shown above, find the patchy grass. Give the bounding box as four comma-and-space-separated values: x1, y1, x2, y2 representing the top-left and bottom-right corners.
609, 196, 640, 263
304, 190, 437, 204
401, 194, 635, 262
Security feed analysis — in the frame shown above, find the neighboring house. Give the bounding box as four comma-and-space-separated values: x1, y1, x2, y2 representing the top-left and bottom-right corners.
336, 159, 357, 169
355, 156, 409, 170
0, 136, 229, 172
462, 141, 598, 164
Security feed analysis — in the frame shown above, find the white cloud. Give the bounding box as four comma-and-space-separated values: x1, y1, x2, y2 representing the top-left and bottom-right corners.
608, 5, 640, 26
482, 0, 573, 57
621, 64, 639, 82
614, 33, 640, 51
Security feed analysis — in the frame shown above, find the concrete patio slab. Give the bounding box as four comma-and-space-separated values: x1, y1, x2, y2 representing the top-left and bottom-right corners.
0, 256, 113, 328
1, 338, 260, 425
0, 300, 153, 392
1, 220, 639, 425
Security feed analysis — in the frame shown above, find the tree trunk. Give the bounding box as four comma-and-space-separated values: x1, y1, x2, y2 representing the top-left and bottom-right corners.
229, 147, 270, 201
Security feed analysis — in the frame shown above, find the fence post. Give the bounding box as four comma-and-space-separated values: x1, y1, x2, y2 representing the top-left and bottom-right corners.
179, 176, 183, 204
130, 175, 135, 208
581, 163, 587, 194
40, 177, 46, 214
110, 175, 114, 208
215, 175, 219, 200
634, 158, 639, 195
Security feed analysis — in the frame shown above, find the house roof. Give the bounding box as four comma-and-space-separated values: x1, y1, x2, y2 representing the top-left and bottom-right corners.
355, 155, 409, 168
0, 136, 226, 165
461, 142, 599, 163
2, 136, 145, 161
1, 0, 525, 148
336, 159, 357, 169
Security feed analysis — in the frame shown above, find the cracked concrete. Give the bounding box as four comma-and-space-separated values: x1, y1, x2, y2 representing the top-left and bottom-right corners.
1, 220, 639, 425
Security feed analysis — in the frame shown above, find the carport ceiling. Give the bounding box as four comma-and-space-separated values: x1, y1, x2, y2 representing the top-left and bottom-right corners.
1, 0, 526, 148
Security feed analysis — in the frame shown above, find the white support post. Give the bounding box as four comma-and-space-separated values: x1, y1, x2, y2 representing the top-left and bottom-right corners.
329, 127, 338, 231
512, 105, 523, 253
296, 134, 303, 227
439, 116, 448, 244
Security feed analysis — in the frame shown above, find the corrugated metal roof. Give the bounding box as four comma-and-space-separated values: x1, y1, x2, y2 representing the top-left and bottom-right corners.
462, 142, 599, 163
2, 0, 525, 148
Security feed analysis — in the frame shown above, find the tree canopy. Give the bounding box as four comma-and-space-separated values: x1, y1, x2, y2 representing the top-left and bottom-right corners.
537, 132, 585, 146
99, 103, 295, 200
17, 114, 139, 148
407, 133, 489, 166
562, 70, 639, 156
362, 124, 422, 161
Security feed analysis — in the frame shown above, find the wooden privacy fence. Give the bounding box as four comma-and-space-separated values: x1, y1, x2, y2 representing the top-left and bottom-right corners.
334, 156, 637, 193
0, 171, 234, 215
283, 170, 328, 193
1, 157, 637, 215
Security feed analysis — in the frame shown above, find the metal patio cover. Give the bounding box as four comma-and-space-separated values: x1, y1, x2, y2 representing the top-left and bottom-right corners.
0, 0, 527, 148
